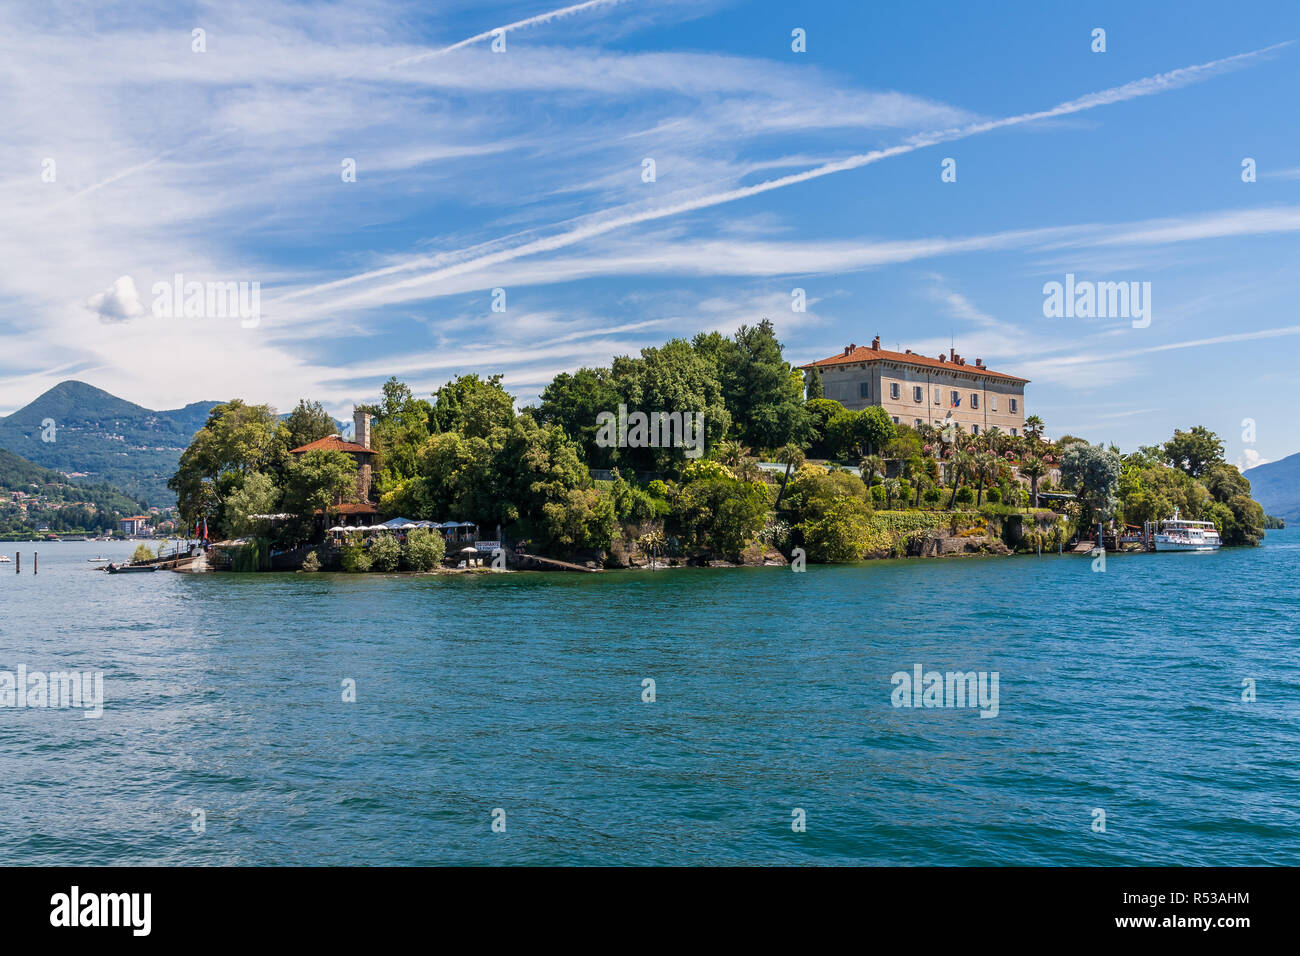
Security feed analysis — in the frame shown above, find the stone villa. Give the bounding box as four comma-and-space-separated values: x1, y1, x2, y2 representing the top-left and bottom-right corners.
801, 336, 1029, 437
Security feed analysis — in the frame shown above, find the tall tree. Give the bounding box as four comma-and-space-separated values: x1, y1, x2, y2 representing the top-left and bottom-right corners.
536, 367, 621, 465
284, 399, 338, 449
430, 373, 515, 439
1163, 426, 1224, 478
1061, 442, 1122, 526
694, 320, 812, 452
168, 400, 287, 531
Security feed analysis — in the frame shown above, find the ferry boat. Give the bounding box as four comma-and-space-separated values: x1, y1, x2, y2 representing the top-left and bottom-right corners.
1152, 509, 1220, 552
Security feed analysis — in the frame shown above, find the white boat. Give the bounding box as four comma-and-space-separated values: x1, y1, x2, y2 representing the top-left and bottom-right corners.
1152, 509, 1220, 552
0, 555, 10, 563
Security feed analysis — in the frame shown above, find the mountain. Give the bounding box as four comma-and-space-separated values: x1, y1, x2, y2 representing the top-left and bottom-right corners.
0, 446, 148, 535
0, 381, 219, 506
1243, 452, 1300, 523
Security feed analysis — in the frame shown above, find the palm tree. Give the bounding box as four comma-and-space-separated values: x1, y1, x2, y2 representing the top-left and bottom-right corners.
973, 450, 998, 506
859, 454, 885, 485
773, 444, 805, 508
912, 471, 930, 508
1018, 455, 1048, 510
947, 446, 972, 509
638, 529, 666, 569
884, 477, 903, 510
1024, 415, 1046, 444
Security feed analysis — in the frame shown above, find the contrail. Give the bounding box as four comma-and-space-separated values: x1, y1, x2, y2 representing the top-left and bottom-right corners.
279, 42, 1289, 309
388, 0, 628, 68
48, 2, 627, 207
49, 153, 167, 209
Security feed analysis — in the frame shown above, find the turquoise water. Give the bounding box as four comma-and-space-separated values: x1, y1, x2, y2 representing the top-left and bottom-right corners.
1, 532, 1297, 865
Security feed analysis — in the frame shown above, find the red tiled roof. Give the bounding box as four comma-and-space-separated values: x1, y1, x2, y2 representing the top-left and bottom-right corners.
321, 503, 379, 515
801, 344, 1028, 383
290, 435, 374, 455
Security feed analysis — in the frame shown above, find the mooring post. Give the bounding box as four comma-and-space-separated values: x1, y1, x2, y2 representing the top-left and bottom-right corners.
15, 552, 19, 573
34, 552, 37, 574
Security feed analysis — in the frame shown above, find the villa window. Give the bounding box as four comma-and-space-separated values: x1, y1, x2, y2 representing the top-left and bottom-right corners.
970, 393, 979, 410
1011, 428, 1018, 437
859, 381, 870, 398
972, 424, 979, 435
892, 416, 899, 424
914, 418, 923, 427
933, 386, 940, 404
913, 386, 923, 403
1009, 398, 1018, 413
950, 390, 959, 406
890, 383, 900, 400
991, 395, 998, 411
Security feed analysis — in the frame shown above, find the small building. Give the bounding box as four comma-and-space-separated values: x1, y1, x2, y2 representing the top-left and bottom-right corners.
290, 409, 377, 507
119, 515, 152, 536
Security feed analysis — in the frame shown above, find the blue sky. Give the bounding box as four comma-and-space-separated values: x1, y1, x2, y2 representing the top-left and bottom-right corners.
3, 0, 1299, 467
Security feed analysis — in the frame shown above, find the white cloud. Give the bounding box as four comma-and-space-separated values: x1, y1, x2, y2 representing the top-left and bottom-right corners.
85, 276, 147, 324
1238, 449, 1270, 470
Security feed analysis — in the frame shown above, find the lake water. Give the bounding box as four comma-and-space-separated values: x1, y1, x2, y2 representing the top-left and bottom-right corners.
1, 532, 1297, 865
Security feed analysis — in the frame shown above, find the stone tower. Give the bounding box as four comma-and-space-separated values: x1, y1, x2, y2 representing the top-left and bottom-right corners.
353, 409, 373, 502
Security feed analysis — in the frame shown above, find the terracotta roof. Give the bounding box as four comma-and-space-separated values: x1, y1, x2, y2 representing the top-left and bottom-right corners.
319, 503, 379, 515
290, 435, 374, 455
801, 344, 1028, 383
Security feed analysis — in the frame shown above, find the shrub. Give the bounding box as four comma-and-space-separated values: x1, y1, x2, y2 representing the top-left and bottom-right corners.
131, 543, 155, 563
986, 488, 1001, 504
956, 486, 975, 505
403, 527, 446, 571
800, 496, 872, 562
231, 537, 271, 572
340, 535, 372, 573
923, 487, 943, 507
369, 534, 401, 572
301, 550, 321, 572
870, 484, 886, 505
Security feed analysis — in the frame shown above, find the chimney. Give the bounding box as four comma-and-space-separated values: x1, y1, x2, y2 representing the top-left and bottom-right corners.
975, 358, 984, 367
353, 409, 372, 449
949, 347, 956, 362
871, 335, 881, 350
938, 353, 946, 362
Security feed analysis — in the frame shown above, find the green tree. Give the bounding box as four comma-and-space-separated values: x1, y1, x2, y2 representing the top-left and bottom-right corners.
430, 373, 516, 439
536, 367, 621, 465
1162, 426, 1224, 478
801, 496, 872, 562
284, 399, 337, 450
611, 339, 730, 470
369, 534, 401, 572
168, 400, 288, 533
827, 407, 894, 460
403, 527, 446, 571
225, 471, 279, 537
805, 397, 846, 458
283, 449, 358, 526
694, 320, 812, 451
1061, 442, 1122, 526
1018, 455, 1048, 509
804, 366, 824, 400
